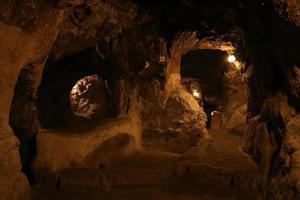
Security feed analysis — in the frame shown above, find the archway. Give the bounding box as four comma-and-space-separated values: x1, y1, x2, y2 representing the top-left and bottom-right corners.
180, 48, 247, 132
180, 49, 228, 128
164, 32, 247, 133
37, 48, 118, 129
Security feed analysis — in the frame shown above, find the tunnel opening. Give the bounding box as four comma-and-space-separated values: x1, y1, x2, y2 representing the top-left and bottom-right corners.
9, 47, 123, 183
37, 48, 118, 129
180, 49, 248, 132
70, 74, 107, 120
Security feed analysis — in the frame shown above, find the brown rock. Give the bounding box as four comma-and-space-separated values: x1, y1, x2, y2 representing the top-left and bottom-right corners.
164, 89, 207, 134
225, 104, 247, 134
286, 114, 300, 151
176, 139, 261, 191
261, 91, 296, 124
142, 129, 193, 154
241, 115, 261, 154
32, 117, 139, 181
252, 122, 277, 178
287, 65, 300, 109
210, 111, 224, 130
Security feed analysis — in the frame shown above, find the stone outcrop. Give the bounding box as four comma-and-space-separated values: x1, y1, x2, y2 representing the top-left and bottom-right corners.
242, 91, 298, 199
225, 104, 247, 135
164, 89, 207, 132
286, 115, 300, 188
32, 117, 140, 182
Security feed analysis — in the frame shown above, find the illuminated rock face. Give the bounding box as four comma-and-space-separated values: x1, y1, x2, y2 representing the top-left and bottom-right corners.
164, 89, 207, 134
70, 75, 107, 120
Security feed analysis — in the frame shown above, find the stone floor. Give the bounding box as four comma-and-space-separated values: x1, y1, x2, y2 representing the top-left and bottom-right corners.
24, 129, 262, 200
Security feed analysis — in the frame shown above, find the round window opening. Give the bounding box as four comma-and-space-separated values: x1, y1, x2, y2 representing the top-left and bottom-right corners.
70, 74, 107, 120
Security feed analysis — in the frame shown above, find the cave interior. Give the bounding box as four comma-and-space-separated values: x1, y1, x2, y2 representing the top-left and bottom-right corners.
1, 0, 300, 200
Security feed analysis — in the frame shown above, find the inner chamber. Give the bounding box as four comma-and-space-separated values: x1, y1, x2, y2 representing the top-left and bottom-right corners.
180, 49, 247, 131
37, 48, 117, 129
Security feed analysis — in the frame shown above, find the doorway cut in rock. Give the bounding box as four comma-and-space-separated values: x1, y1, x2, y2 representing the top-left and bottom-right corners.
180, 49, 247, 131
37, 48, 117, 129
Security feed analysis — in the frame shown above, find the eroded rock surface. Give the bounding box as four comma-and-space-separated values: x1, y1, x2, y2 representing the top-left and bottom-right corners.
176, 134, 261, 192
164, 89, 207, 134
32, 117, 139, 182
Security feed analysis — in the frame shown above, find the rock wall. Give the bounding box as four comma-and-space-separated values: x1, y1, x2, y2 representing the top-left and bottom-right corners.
240, 0, 300, 198
0, 0, 66, 198
32, 117, 140, 182
1, 0, 152, 192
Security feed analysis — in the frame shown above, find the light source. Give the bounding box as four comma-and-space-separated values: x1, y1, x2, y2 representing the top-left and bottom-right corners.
211, 111, 219, 116
192, 90, 200, 98
227, 55, 236, 63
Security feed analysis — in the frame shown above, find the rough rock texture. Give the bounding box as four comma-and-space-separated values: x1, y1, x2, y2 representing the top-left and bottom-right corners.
32, 117, 140, 182
142, 129, 194, 154
1, 1, 155, 194
287, 65, 300, 110
0, 23, 30, 199
165, 32, 235, 95
135, 79, 207, 153
223, 69, 248, 131
0, 133, 29, 200
286, 115, 300, 188
241, 115, 261, 154
0, 0, 67, 198
261, 92, 297, 125
136, 79, 166, 131
1, 0, 300, 199
239, 1, 300, 197
243, 0, 300, 116
210, 112, 224, 129
242, 92, 298, 199
37, 48, 121, 128
27, 130, 262, 200
70, 74, 107, 120
253, 122, 277, 180
165, 89, 207, 132
49, 0, 144, 61
176, 133, 261, 193
225, 104, 247, 135
274, 0, 300, 27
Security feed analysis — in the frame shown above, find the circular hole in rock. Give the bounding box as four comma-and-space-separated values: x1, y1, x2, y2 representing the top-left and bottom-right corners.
70, 74, 107, 120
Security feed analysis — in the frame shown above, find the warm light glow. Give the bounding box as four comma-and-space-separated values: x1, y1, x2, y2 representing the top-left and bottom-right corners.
211, 111, 219, 116
192, 90, 200, 98
227, 55, 236, 63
